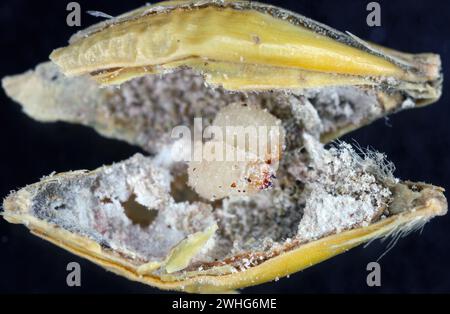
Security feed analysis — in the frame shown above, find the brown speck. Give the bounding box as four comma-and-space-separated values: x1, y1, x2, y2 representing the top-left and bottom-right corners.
266, 159, 272, 165
101, 197, 113, 204
231, 182, 237, 188
252, 34, 261, 44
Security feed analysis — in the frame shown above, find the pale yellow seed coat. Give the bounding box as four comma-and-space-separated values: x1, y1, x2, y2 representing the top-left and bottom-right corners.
51, 7, 403, 79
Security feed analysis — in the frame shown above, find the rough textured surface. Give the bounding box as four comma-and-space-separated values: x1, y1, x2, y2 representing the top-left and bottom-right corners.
3, 132, 396, 272
1, 63, 405, 274
303, 87, 382, 134
19, 154, 216, 262
3, 62, 398, 154
208, 132, 394, 263
295, 134, 394, 241
213, 189, 303, 258
0, 0, 441, 277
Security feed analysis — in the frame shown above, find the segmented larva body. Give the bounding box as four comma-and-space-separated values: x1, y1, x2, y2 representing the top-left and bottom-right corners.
188, 103, 285, 200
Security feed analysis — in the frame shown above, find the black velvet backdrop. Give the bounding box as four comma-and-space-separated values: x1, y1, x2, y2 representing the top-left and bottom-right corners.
0, 0, 449, 293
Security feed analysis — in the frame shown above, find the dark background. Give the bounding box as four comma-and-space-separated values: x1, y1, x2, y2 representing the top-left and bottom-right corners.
0, 0, 448, 293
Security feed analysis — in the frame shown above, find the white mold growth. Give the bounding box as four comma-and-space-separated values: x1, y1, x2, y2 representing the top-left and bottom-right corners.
29, 154, 216, 262
302, 86, 383, 134
295, 134, 393, 241
203, 132, 395, 263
